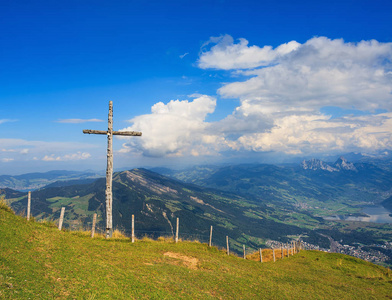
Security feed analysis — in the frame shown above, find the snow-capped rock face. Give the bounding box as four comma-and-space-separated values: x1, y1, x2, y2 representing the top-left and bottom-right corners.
301, 157, 357, 172
334, 156, 357, 171
300, 158, 339, 172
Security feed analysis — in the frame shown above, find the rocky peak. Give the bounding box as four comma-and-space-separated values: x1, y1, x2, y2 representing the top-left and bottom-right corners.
300, 158, 339, 172
334, 156, 357, 171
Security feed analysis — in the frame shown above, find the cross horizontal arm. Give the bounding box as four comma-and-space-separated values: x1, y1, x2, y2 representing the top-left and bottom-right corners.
83, 129, 107, 135
83, 129, 142, 136
113, 131, 142, 136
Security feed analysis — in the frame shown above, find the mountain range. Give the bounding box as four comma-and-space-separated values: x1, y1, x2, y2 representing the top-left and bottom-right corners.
301, 157, 357, 172
4, 168, 319, 253
0, 170, 102, 191
2, 156, 392, 257
157, 157, 392, 215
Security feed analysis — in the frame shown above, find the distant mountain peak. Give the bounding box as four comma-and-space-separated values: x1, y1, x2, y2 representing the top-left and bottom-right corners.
300, 158, 339, 172
334, 156, 357, 171
301, 157, 358, 172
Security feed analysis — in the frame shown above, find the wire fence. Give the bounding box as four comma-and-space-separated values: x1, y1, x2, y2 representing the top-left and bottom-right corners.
9, 199, 212, 242
4, 196, 303, 261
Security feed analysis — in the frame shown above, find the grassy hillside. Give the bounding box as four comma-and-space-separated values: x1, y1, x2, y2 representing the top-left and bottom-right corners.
1, 204, 391, 299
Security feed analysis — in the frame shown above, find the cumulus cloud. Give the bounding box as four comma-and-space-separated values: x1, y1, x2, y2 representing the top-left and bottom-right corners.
234, 112, 392, 155
120, 95, 219, 157
214, 36, 392, 113
195, 36, 392, 157
119, 36, 392, 160
198, 34, 300, 70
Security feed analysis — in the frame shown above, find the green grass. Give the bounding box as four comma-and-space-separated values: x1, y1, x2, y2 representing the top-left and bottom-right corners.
1, 204, 391, 299
47, 194, 94, 213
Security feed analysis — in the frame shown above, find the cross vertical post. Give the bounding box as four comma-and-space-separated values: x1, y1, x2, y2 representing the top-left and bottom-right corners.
27, 191, 31, 221
209, 225, 213, 247
83, 101, 142, 238
106, 101, 113, 238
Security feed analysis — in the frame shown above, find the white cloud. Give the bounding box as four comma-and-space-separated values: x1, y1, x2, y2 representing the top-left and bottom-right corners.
198, 34, 300, 70
57, 118, 104, 123
63, 152, 91, 160
42, 152, 91, 162
1, 158, 14, 162
179, 52, 189, 59
234, 112, 392, 155
0, 119, 17, 125
193, 36, 392, 157
215, 36, 392, 113
0, 139, 97, 164
120, 95, 217, 157
119, 36, 392, 160
42, 155, 61, 161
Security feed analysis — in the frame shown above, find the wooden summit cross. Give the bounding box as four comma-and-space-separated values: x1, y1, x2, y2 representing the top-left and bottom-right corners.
83, 101, 142, 238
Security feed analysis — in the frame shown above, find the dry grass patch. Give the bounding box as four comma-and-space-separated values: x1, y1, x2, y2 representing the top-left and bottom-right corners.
157, 236, 174, 242
112, 229, 127, 238
163, 252, 199, 270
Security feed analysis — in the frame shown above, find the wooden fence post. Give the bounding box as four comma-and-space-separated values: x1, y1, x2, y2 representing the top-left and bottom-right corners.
27, 191, 31, 221
175, 217, 179, 243
209, 225, 213, 247
58, 207, 65, 230
91, 213, 97, 238
273, 248, 276, 262
131, 214, 135, 243
243, 245, 246, 259
226, 236, 230, 255
259, 248, 263, 262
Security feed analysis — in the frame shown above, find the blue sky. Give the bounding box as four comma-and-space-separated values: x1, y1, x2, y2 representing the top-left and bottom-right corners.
1, 0, 392, 174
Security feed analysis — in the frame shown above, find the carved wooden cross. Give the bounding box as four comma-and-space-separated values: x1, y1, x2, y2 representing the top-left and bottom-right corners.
83, 101, 142, 238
